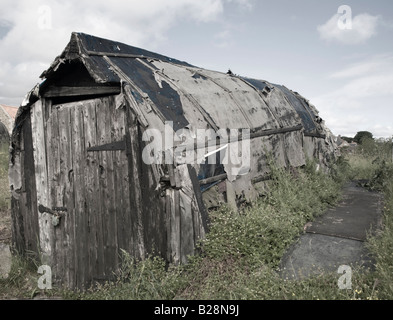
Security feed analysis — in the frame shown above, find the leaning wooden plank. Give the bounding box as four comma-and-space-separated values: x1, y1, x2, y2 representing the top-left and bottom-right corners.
177, 164, 204, 257
179, 190, 194, 264
102, 56, 150, 127
116, 109, 133, 257
123, 85, 150, 127
111, 104, 127, 259
198, 173, 227, 186
187, 165, 209, 233
126, 109, 146, 260
173, 189, 181, 264
165, 189, 173, 262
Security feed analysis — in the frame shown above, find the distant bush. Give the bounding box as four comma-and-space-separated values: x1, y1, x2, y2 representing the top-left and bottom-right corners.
354, 131, 373, 144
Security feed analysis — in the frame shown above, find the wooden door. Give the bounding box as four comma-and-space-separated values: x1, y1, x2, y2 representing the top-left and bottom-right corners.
45, 96, 132, 289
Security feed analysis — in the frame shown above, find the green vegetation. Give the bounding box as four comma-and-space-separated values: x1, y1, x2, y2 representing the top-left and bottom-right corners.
1, 136, 393, 300
0, 141, 10, 212
73, 156, 346, 300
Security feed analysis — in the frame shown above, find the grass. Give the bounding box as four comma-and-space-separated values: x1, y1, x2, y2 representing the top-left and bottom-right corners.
1, 138, 393, 300
0, 141, 11, 233
74, 157, 346, 300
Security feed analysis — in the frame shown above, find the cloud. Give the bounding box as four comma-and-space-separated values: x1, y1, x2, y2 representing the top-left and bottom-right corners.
317, 12, 380, 45
213, 30, 233, 48
329, 55, 393, 79
225, 0, 253, 10
310, 54, 393, 138
0, 0, 252, 105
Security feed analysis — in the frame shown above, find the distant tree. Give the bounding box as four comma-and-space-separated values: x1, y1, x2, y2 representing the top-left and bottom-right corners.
341, 136, 353, 143
354, 131, 373, 144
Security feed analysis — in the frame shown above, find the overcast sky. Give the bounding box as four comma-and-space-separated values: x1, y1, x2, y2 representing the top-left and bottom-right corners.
1, 0, 392, 138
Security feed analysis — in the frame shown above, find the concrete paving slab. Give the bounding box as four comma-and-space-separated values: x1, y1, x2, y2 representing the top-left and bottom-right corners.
305, 181, 383, 241
280, 233, 374, 280
280, 181, 382, 280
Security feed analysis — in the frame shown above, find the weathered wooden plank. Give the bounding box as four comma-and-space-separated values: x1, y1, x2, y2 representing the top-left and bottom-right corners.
174, 167, 181, 189
176, 164, 202, 261
167, 164, 176, 187
165, 189, 173, 262
102, 57, 150, 127
46, 105, 62, 282
104, 97, 118, 275
121, 155, 133, 255
166, 187, 181, 264
10, 196, 24, 254
116, 109, 133, 257
87, 50, 154, 59
43, 98, 52, 123
96, 98, 110, 278
179, 190, 194, 264
30, 100, 51, 264
174, 125, 304, 155
71, 103, 87, 289
83, 100, 99, 282
126, 109, 145, 260
123, 84, 150, 127
95, 97, 119, 278
58, 106, 75, 288
187, 165, 209, 233
22, 116, 40, 255
157, 187, 169, 258
139, 154, 163, 258
173, 189, 181, 264
19, 191, 28, 251
198, 173, 227, 186
251, 174, 272, 184
42, 85, 120, 98
191, 197, 202, 247
88, 100, 105, 281
111, 104, 127, 258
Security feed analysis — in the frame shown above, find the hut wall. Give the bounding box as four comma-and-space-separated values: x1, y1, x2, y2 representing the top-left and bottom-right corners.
10, 93, 208, 289
10, 113, 40, 256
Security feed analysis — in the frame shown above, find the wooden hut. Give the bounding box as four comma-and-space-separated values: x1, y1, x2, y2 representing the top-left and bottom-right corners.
9, 32, 337, 289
